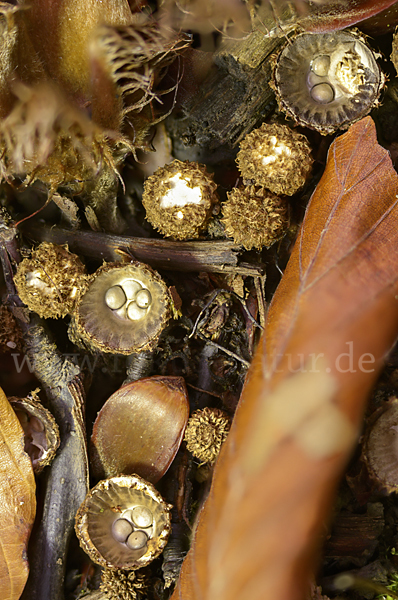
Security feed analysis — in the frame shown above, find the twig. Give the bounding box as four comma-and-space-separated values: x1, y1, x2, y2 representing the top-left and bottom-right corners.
19, 223, 266, 276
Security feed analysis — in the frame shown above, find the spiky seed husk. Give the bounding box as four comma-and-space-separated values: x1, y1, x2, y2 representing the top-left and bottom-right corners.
236, 123, 313, 196
100, 568, 149, 600
142, 159, 218, 240
14, 242, 87, 319
0, 82, 130, 190
184, 407, 231, 464
93, 22, 190, 139
222, 185, 289, 250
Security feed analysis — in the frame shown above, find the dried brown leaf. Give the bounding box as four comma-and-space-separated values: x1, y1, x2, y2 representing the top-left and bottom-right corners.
0, 386, 36, 600
171, 117, 398, 600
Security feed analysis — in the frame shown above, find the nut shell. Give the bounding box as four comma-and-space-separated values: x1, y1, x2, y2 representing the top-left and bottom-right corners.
273, 31, 383, 134
68, 262, 172, 355
142, 160, 218, 240
75, 475, 172, 570
90, 376, 190, 483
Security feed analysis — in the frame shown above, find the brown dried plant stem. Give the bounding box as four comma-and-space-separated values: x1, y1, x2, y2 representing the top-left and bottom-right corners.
170, 117, 398, 600
19, 223, 265, 276
0, 219, 89, 600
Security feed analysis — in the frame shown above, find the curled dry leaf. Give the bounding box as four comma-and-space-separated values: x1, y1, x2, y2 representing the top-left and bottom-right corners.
0, 386, 36, 600
299, 0, 398, 33
171, 117, 398, 600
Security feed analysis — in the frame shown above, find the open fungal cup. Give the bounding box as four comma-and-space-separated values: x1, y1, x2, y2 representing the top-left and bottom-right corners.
142, 159, 218, 240
68, 262, 173, 355
273, 31, 384, 134
75, 475, 172, 570
10, 394, 60, 473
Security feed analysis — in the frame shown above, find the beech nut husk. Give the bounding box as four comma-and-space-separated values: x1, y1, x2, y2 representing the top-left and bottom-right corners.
68, 261, 173, 355
75, 475, 172, 570
10, 393, 60, 473
90, 376, 190, 483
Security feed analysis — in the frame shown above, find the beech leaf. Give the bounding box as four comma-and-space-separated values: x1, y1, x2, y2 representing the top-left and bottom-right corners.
300, 0, 398, 33
171, 117, 398, 600
0, 386, 36, 600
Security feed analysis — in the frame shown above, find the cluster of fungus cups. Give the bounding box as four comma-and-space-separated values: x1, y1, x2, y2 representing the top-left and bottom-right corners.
14, 242, 174, 355
75, 475, 172, 570
222, 122, 313, 250
273, 30, 384, 134
142, 159, 219, 240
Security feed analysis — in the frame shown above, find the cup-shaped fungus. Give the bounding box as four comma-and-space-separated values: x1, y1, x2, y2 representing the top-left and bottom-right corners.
273, 31, 384, 135
141, 159, 218, 240
222, 185, 289, 250
362, 398, 398, 493
75, 475, 172, 570
14, 242, 87, 319
236, 124, 313, 196
10, 393, 60, 473
90, 376, 190, 483
68, 262, 173, 355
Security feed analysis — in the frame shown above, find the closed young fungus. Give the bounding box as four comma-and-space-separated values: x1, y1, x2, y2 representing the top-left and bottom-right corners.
100, 567, 149, 600
222, 185, 289, 250
75, 475, 172, 570
273, 31, 384, 134
184, 407, 231, 464
69, 261, 173, 355
14, 242, 87, 319
236, 123, 313, 195
141, 159, 218, 240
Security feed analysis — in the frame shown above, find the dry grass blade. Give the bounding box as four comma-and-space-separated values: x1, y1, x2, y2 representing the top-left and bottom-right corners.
171, 117, 398, 600
0, 386, 36, 600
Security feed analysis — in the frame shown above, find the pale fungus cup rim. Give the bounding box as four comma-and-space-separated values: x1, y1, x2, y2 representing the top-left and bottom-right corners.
75, 474, 172, 570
